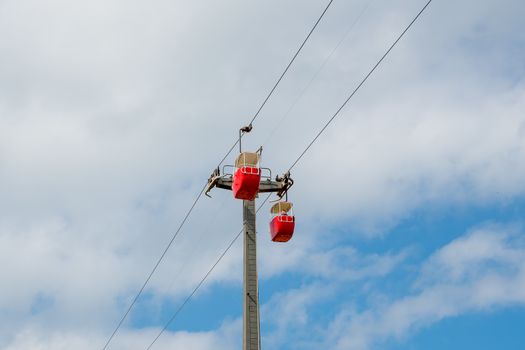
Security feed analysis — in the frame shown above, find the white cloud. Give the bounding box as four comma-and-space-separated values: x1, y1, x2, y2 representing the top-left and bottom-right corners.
329, 225, 525, 350
262, 283, 334, 349
4, 318, 240, 350
259, 226, 410, 281
0, 0, 524, 348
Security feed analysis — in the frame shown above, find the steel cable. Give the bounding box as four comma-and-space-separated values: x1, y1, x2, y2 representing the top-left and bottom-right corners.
100, 1, 335, 348
142, 1, 433, 347
145, 194, 272, 350
288, 0, 433, 173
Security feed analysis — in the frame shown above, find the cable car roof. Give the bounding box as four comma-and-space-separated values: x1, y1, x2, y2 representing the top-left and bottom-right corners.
235, 152, 260, 168
270, 201, 293, 214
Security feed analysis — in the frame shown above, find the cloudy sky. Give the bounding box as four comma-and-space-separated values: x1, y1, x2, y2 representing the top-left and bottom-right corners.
1, 0, 525, 349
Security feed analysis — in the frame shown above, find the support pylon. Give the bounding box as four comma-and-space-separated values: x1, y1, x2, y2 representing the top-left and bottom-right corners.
243, 199, 260, 350
205, 140, 294, 350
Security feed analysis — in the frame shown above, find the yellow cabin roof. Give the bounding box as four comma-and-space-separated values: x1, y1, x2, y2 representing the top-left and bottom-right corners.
235, 152, 260, 168
270, 201, 293, 214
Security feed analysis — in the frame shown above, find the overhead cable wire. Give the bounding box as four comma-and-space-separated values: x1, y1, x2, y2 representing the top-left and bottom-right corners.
101, 184, 207, 350
101, 2, 335, 347
145, 194, 272, 350
143, 2, 433, 347
262, 0, 374, 147
288, 0, 433, 172
217, 0, 335, 167
165, 195, 230, 294
248, 0, 334, 126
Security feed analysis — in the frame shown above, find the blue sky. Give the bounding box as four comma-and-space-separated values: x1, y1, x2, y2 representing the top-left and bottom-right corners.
138, 199, 525, 349
1, 0, 524, 349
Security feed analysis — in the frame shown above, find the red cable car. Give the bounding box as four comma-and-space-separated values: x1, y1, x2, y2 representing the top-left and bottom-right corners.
232, 152, 261, 200
269, 201, 295, 242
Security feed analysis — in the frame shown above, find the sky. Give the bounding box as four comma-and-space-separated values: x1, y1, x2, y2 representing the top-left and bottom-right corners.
1, 0, 525, 349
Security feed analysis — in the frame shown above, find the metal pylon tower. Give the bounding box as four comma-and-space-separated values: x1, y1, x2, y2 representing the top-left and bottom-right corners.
243, 199, 260, 350
206, 156, 293, 350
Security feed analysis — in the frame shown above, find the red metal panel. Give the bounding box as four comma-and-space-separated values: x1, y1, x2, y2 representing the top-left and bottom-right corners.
232, 167, 261, 200
270, 215, 295, 242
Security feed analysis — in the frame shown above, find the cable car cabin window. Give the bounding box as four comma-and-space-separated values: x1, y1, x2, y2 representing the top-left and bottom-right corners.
232, 152, 261, 200
269, 202, 295, 242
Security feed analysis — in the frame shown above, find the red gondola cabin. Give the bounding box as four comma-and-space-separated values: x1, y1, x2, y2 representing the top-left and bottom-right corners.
269, 201, 295, 242
232, 152, 261, 200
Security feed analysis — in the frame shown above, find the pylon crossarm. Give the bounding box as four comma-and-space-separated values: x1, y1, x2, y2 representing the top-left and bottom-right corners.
205, 165, 293, 197
212, 177, 288, 193
275, 171, 294, 200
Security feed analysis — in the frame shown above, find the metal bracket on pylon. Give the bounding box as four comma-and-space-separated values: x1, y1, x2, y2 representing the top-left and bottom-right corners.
274, 171, 294, 201
205, 167, 223, 198
239, 124, 253, 153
